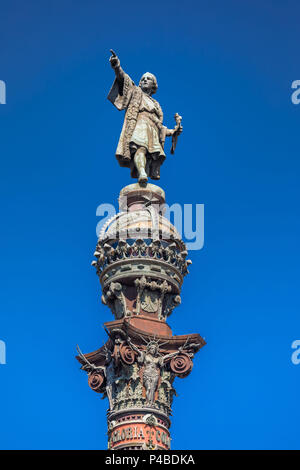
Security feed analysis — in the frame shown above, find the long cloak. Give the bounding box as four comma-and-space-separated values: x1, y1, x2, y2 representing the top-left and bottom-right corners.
107, 73, 167, 180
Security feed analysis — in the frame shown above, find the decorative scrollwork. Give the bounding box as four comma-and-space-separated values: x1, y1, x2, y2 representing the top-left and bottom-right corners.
88, 372, 105, 393
169, 352, 193, 378
120, 343, 136, 365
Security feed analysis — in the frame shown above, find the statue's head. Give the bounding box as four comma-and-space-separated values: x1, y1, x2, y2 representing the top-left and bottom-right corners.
147, 342, 159, 356
139, 72, 158, 95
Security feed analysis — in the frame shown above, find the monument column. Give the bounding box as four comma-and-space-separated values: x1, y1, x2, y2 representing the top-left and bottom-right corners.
76, 49, 205, 450
76, 184, 205, 450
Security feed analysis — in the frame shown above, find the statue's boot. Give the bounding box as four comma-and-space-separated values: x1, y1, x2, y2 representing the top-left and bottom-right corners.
138, 171, 148, 184
151, 159, 160, 180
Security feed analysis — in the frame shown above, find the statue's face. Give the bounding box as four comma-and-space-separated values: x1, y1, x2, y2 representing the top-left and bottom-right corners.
140, 73, 156, 94
148, 344, 157, 355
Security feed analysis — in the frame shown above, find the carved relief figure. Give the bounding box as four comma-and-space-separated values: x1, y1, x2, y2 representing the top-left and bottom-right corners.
101, 282, 129, 319
108, 50, 182, 184
127, 338, 180, 405
104, 349, 116, 409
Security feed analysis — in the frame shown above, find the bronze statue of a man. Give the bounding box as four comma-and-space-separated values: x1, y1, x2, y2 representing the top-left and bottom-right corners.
108, 50, 182, 184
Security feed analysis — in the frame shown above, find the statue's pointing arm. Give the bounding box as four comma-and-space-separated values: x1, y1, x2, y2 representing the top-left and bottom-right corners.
109, 50, 125, 94
108, 50, 134, 110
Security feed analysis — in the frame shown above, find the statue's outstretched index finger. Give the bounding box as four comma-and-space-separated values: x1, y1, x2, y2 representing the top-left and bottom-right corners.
110, 49, 117, 57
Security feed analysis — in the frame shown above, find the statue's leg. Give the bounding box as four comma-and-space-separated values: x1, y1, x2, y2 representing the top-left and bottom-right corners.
134, 147, 148, 184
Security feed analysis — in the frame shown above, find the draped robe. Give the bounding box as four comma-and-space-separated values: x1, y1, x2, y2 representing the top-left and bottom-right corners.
108, 73, 167, 180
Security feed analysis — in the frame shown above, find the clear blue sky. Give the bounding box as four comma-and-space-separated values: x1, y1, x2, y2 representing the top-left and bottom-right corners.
0, 0, 299, 450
